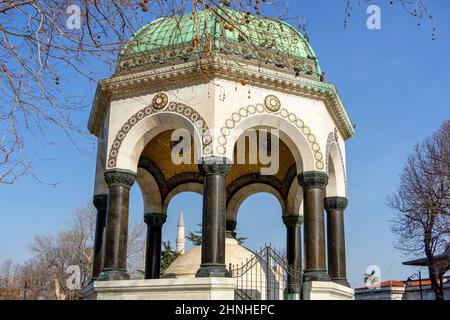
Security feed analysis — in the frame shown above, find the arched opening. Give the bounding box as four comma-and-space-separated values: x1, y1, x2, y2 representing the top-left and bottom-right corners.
221, 122, 306, 298
136, 168, 162, 214
127, 181, 146, 277
224, 113, 313, 173
121, 126, 205, 280
112, 111, 204, 172
232, 192, 285, 252
224, 124, 302, 241
163, 183, 203, 213
326, 143, 346, 197
165, 191, 203, 254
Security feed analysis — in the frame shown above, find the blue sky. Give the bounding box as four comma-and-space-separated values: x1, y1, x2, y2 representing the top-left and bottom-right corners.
0, 1, 449, 288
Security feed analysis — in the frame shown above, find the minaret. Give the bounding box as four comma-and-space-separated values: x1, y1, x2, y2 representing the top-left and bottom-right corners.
176, 211, 185, 254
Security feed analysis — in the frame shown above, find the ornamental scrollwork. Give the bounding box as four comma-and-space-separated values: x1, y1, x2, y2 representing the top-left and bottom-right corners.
107, 99, 212, 168
216, 101, 325, 170
325, 130, 347, 192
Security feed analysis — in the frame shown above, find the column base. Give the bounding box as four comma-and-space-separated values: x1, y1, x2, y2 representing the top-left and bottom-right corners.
303, 281, 354, 300
84, 278, 236, 300
285, 285, 302, 300
284, 292, 301, 301
332, 278, 351, 288
196, 264, 229, 278
98, 269, 130, 281
303, 269, 331, 282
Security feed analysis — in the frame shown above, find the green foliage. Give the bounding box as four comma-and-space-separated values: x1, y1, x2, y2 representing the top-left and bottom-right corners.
187, 224, 247, 246
161, 241, 180, 272
186, 224, 202, 246
236, 236, 247, 246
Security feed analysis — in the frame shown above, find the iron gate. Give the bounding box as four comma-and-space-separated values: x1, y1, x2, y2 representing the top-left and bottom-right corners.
229, 246, 303, 300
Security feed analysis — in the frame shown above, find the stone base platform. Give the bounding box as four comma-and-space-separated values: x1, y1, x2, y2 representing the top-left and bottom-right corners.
84, 279, 353, 300
84, 278, 236, 300
303, 281, 354, 300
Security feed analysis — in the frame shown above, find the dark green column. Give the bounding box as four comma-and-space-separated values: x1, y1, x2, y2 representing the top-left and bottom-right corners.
283, 215, 303, 298
298, 171, 330, 282
92, 194, 108, 280
196, 156, 232, 278
325, 197, 350, 287
144, 213, 167, 279
99, 169, 136, 281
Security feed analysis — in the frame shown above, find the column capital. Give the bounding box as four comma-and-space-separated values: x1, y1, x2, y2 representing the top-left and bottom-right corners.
283, 215, 303, 227
226, 220, 237, 239
144, 213, 167, 227
104, 169, 136, 189
324, 197, 348, 211
226, 219, 237, 232
298, 171, 328, 190
93, 194, 108, 209
199, 156, 232, 177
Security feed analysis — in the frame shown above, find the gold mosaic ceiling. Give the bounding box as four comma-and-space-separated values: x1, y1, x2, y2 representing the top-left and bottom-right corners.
140, 130, 296, 188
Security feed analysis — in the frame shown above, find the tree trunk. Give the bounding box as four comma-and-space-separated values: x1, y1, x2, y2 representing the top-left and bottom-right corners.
428, 265, 444, 300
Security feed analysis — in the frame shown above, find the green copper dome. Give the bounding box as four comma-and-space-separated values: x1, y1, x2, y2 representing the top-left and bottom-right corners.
118, 6, 322, 79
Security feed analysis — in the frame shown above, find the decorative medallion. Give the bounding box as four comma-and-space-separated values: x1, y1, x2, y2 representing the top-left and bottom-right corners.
264, 95, 281, 112
152, 93, 169, 110
216, 103, 325, 171
107, 102, 212, 168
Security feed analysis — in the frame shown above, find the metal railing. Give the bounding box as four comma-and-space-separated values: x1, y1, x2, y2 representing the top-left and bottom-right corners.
229, 245, 303, 300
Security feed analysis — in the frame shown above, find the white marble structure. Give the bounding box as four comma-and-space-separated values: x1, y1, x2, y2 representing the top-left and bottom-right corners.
87, 2, 355, 300
176, 211, 185, 254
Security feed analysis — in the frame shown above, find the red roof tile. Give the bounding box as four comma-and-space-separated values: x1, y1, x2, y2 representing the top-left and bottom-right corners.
356, 280, 405, 290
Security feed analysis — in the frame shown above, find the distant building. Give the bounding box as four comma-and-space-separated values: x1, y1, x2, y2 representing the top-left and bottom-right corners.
356, 246, 450, 300
355, 277, 450, 300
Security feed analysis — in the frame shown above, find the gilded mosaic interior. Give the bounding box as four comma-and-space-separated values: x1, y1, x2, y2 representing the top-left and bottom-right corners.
226, 132, 295, 186
139, 130, 296, 188
140, 130, 198, 180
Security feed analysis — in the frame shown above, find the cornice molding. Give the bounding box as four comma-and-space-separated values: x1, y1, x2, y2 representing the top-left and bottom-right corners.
88, 58, 355, 141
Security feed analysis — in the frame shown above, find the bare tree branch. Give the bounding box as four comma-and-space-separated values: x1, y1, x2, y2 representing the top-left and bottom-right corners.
388, 119, 450, 300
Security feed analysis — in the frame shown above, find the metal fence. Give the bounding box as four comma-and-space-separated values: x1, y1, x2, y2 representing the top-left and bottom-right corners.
229, 245, 303, 300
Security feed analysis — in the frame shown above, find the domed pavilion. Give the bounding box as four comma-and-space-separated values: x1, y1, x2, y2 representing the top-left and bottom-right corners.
86, 1, 355, 300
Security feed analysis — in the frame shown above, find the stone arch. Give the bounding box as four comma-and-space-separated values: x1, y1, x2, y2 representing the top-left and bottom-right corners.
226, 173, 286, 223
286, 180, 304, 217
162, 182, 203, 213
283, 164, 303, 217
326, 131, 347, 197
136, 168, 163, 214
216, 104, 322, 172
107, 102, 212, 172
226, 183, 285, 223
